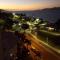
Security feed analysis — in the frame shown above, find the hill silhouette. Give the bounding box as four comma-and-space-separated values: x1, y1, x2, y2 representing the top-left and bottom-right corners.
13, 7, 60, 23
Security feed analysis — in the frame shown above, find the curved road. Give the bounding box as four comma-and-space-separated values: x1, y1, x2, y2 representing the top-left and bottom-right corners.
25, 33, 60, 60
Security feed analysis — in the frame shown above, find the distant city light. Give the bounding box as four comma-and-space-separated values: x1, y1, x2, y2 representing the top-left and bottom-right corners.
46, 27, 54, 31
22, 19, 25, 20
19, 23, 21, 25
36, 18, 39, 21
27, 22, 31, 25
13, 12, 15, 15
41, 23, 46, 26
10, 53, 13, 57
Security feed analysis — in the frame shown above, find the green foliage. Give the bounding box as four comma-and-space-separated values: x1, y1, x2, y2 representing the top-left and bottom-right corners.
12, 24, 20, 31
0, 19, 5, 25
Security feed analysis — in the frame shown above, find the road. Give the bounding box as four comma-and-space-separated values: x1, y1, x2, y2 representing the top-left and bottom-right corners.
1, 31, 60, 60
25, 33, 60, 60
39, 30, 60, 36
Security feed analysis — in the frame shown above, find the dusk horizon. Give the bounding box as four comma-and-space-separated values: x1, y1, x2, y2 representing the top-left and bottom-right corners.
0, 0, 60, 11
0, 7, 60, 11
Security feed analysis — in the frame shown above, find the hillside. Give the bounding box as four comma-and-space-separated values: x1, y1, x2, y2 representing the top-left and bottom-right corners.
14, 7, 60, 23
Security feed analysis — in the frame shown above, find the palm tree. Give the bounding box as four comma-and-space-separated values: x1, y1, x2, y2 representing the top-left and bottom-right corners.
21, 23, 29, 33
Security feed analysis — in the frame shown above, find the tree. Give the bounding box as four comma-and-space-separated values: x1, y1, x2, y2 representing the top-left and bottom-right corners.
0, 11, 13, 20
0, 19, 5, 30
0, 10, 14, 30
54, 19, 60, 32
4, 18, 14, 30
21, 24, 29, 31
